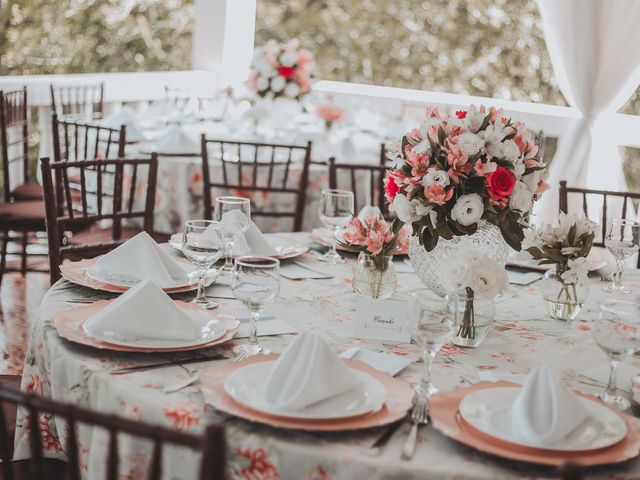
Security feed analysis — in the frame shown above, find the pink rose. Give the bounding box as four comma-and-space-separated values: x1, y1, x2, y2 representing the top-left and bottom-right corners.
424, 183, 453, 206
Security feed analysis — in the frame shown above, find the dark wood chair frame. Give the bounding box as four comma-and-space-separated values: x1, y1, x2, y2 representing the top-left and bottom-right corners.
559, 180, 640, 267
200, 137, 312, 232
0, 383, 225, 480
41, 155, 158, 284
51, 113, 125, 163
328, 157, 389, 218
50, 83, 105, 121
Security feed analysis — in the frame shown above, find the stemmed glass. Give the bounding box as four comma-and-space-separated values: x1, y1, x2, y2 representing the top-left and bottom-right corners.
409, 290, 455, 397
232, 256, 280, 358
594, 300, 640, 410
318, 189, 354, 264
604, 219, 640, 294
182, 220, 225, 309
213, 196, 251, 274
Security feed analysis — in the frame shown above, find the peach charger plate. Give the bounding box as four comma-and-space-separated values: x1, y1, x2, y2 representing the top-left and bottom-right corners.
429, 381, 640, 467
53, 300, 239, 353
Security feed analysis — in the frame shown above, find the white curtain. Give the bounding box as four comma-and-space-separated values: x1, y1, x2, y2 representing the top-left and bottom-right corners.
536, 0, 640, 222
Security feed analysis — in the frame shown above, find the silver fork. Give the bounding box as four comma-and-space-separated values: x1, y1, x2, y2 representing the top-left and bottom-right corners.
400, 396, 429, 460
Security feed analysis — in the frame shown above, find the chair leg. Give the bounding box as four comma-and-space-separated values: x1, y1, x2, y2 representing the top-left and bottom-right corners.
0, 234, 7, 287
21, 233, 28, 276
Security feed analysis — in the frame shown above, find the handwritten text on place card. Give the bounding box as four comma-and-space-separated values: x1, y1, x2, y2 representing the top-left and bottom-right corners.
353, 297, 411, 343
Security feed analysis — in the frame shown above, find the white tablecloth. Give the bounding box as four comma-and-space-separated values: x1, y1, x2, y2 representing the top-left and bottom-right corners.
14, 233, 640, 479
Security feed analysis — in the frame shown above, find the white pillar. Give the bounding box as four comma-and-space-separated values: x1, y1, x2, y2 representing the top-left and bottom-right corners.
191, 0, 257, 89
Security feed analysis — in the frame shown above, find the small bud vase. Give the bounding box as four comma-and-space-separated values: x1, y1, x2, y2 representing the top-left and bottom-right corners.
446, 287, 495, 348
541, 270, 588, 321
352, 252, 397, 299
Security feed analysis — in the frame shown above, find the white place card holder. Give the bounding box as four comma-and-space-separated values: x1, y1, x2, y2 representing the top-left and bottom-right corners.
353, 297, 411, 343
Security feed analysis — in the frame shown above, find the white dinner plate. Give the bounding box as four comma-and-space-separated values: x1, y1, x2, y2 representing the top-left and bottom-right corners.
459, 387, 627, 452
86, 262, 199, 290
224, 361, 386, 420
168, 233, 308, 260
83, 312, 227, 349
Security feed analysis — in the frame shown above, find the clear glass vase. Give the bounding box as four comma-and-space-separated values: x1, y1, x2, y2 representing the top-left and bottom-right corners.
352, 252, 397, 299
445, 288, 496, 348
409, 220, 511, 297
542, 270, 589, 321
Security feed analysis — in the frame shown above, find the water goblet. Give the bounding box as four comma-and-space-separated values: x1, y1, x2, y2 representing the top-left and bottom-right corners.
594, 300, 640, 410
409, 290, 455, 397
603, 219, 640, 294
182, 220, 225, 309
213, 196, 251, 274
318, 189, 354, 264
232, 256, 280, 358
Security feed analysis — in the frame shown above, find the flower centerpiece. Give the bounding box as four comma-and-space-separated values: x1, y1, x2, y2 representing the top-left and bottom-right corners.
443, 252, 508, 347
340, 215, 408, 299
385, 105, 548, 295
523, 213, 597, 321
316, 103, 345, 131
247, 39, 314, 101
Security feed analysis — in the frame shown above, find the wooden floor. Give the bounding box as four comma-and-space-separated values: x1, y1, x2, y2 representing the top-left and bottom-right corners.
0, 272, 49, 375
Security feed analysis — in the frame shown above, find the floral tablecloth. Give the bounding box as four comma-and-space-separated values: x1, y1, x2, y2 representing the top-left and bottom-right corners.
14, 233, 640, 479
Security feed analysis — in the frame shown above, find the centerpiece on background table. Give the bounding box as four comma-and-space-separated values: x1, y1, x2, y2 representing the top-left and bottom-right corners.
443, 252, 508, 347
523, 213, 596, 321
384, 104, 548, 296
246, 38, 315, 132
316, 102, 345, 133
340, 214, 408, 299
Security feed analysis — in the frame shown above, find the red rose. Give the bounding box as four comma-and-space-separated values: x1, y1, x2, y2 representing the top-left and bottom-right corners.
278, 66, 295, 78
485, 166, 516, 201
455, 110, 467, 119
384, 176, 400, 201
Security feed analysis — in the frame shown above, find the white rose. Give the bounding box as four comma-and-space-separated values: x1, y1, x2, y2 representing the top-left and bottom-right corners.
412, 139, 431, 156
255, 76, 270, 92
422, 168, 450, 187
284, 82, 300, 98
392, 195, 421, 223
443, 256, 472, 293
468, 257, 508, 298
458, 132, 484, 156
450, 194, 484, 226
502, 139, 521, 162
509, 182, 532, 213
279, 51, 297, 67
270, 76, 286, 92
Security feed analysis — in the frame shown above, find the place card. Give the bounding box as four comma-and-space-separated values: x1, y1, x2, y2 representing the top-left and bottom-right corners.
353, 297, 411, 343
507, 270, 543, 286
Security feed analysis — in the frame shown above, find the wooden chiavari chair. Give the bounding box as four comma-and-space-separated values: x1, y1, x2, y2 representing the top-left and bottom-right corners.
328, 157, 389, 218
559, 180, 640, 267
41, 155, 158, 284
49, 83, 105, 121
0, 382, 225, 480
201, 138, 312, 232
51, 113, 125, 163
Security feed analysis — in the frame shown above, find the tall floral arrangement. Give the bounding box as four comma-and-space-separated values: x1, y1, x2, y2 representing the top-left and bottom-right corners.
247, 39, 315, 101
384, 105, 548, 251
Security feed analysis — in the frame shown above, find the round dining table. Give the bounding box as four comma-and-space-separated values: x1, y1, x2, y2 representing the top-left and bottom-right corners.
13, 232, 640, 479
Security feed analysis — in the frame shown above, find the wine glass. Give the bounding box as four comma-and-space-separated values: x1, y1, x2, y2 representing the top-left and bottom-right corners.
603, 219, 640, 294
213, 196, 251, 274
409, 290, 455, 397
232, 256, 280, 358
182, 220, 225, 309
318, 189, 354, 264
594, 300, 640, 410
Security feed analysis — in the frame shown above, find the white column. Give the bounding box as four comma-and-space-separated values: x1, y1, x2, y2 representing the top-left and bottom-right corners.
191, 0, 257, 89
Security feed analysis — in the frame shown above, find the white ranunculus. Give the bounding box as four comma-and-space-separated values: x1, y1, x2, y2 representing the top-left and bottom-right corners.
468, 256, 509, 298
392, 194, 422, 224
270, 75, 286, 93
422, 168, 450, 187
509, 182, 532, 213
458, 132, 484, 156
284, 82, 300, 98
450, 194, 484, 226
412, 139, 431, 156
502, 139, 521, 163
256, 76, 270, 92
279, 51, 297, 67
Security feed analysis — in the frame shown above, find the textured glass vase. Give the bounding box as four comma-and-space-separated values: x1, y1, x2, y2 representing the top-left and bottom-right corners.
408, 220, 511, 297
352, 252, 397, 299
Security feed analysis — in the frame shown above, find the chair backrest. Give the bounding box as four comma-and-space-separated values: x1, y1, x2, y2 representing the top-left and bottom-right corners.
0, 87, 29, 202
41, 155, 158, 283
50, 83, 105, 121
52, 113, 125, 163
328, 157, 389, 218
201, 137, 312, 232
0, 383, 225, 480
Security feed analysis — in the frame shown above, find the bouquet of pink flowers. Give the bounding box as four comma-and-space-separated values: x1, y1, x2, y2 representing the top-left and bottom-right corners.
247, 39, 314, 100
385, 105, 548, 251
316, 103, 345, 130
341, 215, 408, 263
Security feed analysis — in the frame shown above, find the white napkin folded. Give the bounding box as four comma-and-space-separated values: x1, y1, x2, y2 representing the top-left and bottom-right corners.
510, 367, 590, 445
95, 232, 189, 286
154, 125, 199, 154
85, 280, 202, 341
214, 216, 277, 256
263, 332, 361, 412
101, 106, 146, 142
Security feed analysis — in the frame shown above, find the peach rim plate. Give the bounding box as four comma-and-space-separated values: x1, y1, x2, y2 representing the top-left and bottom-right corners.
429, 381, 640, 467
59, 257, 211, 293
199, 353, 414, 431
53, 300, 239, 353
